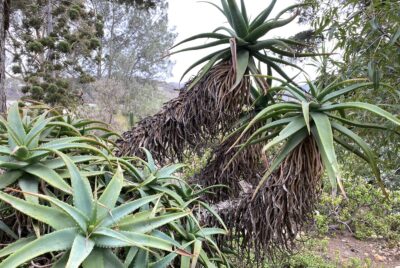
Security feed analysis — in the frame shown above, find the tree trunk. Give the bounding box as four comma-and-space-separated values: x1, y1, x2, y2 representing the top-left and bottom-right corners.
0, 0, 8, 113
46, 0, 55, 79
107, 1, 116, 79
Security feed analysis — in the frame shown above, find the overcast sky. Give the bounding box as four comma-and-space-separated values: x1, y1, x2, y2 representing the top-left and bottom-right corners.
167, 0, 310, 83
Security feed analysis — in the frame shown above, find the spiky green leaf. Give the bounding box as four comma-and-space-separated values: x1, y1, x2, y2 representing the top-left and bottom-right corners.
0, 192, 76, 230
0, 228, 78, 268
66, 235, 95, 268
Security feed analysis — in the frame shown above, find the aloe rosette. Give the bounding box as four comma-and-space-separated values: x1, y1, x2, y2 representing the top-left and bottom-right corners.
122, 149, 231, 267
0, 103, 112, 202
0, 159, 189, 268
236, 78, 400, 196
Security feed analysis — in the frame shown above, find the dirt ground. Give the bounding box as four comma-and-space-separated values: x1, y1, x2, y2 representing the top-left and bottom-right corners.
324, 233, 400, 267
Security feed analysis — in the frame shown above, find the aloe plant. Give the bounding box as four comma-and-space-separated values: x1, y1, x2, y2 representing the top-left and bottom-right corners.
0, 103, 230, 267
121, 149, 232, 267
203, 78, 399, 261
234, 78, 400, 196
117, 0, 322, 162
172, 0, 318, 88
0, 154, 190, 268
0, 103, 113, 202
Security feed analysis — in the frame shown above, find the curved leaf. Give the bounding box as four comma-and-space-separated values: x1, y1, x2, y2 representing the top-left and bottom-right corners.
172, 33, 229, 49
35, 192, 89, 231
319, 82, 372, 103
117, 212, 189, 233
245, 14, 297, 42
171, 39, 230, 56
96, 165, 124, 221
0, 237, 35, 258
302, 101, 311, 133
332, 122, 388, 197
249, 0, 277, 31
227, 0, 248, 37
320, 102, 400, 126
0, 220, 18, 240
328, 114, 397, 133
0, 192, 75, 230
240, 0, 248, 25
98, 194, 161, 227
179, 49, 230, 82
187, 50, 228, 90
7, 103, 26, 144
232, 103, 301, 149
231, 50, 249, 90
93, 228, 172, 252
55, 151, 94, 217
262, 116, 306, 152
0, 228, 77, 268
66, 235, 95, 268
23, 163, 72, 194
156, 163, 186, 179
18, 177, 39, 203
310, 113, 344, 196
0, 170, 23, 189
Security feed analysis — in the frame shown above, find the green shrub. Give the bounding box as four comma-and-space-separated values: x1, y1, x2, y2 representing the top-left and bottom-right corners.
26, 41, 44, 53
314, 177, 400, 244
56, 40, 71, 53
11, 66, 21, 74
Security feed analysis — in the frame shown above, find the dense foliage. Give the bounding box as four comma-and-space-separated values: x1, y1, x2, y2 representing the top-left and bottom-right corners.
297, 0, 400, 182
0, 103, 229, 267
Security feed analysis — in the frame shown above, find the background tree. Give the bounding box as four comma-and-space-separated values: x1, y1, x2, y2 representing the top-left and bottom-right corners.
89, 0, 175, 80
0, 0, 9, 113
7, 0, 101, 108
81, 0, 176, 128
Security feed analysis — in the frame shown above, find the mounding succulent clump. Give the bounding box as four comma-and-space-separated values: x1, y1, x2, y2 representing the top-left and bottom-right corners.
0, 103, 231, 267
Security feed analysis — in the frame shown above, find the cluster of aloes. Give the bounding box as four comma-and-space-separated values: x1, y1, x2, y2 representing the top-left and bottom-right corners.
121, 149, 231, 266
0, 103, 230, 267
116, 0, 400, 263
